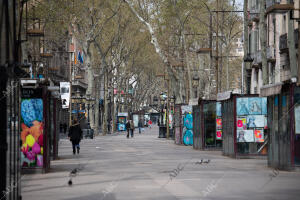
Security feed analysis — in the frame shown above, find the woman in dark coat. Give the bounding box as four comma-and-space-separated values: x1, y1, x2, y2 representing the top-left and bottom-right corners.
68, 119, 83, 154
126, 120, 130, 138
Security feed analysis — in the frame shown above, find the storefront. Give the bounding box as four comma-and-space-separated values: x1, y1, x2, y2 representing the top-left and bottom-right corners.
219, 93, 268, 158
261, 83, 300, 170
193, 101, 222, 150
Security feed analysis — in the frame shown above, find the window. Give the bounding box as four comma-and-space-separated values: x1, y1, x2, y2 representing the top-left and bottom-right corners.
282, 15, 286, 34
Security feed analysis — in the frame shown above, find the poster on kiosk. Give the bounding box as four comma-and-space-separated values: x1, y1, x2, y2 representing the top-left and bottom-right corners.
20, 88, 44, 168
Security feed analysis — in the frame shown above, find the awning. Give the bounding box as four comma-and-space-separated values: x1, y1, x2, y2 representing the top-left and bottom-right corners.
217, 91, 231, 101
260, 82, 283, 97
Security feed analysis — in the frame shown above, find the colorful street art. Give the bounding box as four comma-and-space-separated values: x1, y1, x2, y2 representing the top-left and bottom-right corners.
237, 117, 247, 130
216, 102, 222, 141
236, 97, 267, 143
237, 97, 267, 115
237, 98, 249, 115
248, 98, 262, 115
216, 102, 222, 117
20, 99, 44, 168
183, 113, 193, 146
216, 130, 222, 140
254, 129, 264, 142
216, 118, 222, 129
262, 97, 267, 115
246, 115, 265, 128
237, 130, 254, 142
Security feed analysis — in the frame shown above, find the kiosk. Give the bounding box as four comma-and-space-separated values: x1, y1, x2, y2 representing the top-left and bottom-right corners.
117, 113, 128, 131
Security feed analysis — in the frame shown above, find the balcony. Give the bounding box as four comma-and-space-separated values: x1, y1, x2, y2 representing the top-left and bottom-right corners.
266, 0, 294, 15
279, 33, 288, 51
279, 29, 299, 53
251, 51, 262, 68
249, 6, 260, 22
266, 0, 281, 8
267, 46, 276, 62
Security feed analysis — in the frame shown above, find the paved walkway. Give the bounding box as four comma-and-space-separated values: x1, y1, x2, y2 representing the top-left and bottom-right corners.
22, 126, 300, 200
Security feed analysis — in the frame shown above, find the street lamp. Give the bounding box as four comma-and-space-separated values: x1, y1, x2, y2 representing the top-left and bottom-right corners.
243, 53, 254, 63
158, 93, 167, 138
192, 75, 200, 88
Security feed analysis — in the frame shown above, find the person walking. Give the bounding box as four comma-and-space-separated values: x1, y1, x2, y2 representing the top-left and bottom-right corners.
130, 120, 135, 137
126, 120, 130, 138
68, 119, 83, 155
63, 123, 67, 134
148, 119, 152, 129
138, 119, 143, 134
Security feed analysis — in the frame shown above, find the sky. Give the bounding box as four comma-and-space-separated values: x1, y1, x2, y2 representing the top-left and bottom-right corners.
236, 0, 244, 9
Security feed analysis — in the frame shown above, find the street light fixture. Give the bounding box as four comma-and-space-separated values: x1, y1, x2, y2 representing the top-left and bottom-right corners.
243, 53, 254, 63
192, 75, 200, 88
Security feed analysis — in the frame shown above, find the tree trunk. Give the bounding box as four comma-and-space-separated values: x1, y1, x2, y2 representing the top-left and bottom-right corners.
94, 73, 100, 135
259, 0, 268, 86
84, 42, 95, 129
102, 68, 108, 135
112, 84, 116, 133
182, 33, 193, 101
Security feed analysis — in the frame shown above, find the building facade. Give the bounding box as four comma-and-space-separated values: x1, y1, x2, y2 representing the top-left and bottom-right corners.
247, 0, 300, 170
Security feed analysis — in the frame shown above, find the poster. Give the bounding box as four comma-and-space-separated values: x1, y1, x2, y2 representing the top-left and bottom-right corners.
216, 102, 222, 116
20, 98, 44, 168
169, 114, 173, 129
60, 82, 70, 109
247, 115, 265, 128
237, 98, 249, 115
237, 130, 254, 142
216, 118, 222, 129
133, 114, 139, 128
237, 117, 247, 130
216, 130, 222, 140
248, 97, 262, 115
261, 97, 267, 115
254, 129, 264, 142
264, 116, 268, 129
295, 105, 300, 134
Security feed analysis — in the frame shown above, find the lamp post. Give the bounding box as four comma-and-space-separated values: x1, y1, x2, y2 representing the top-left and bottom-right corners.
159, 93, 166, 138
169, 95, 176, 138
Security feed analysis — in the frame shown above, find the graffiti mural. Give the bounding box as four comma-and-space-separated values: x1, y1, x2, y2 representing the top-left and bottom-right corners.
183, 112, 193, 146
20, 99, 44, 168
